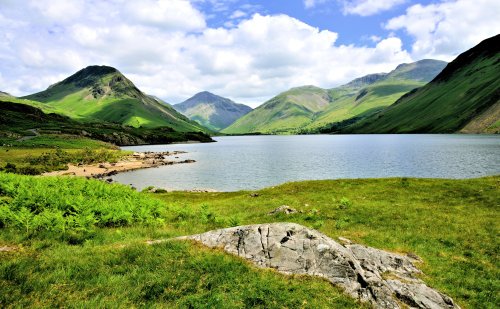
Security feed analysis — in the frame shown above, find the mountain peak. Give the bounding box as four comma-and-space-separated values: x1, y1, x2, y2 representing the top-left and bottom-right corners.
388, 59, 447, 82
22, 66, 207, 131
191, 91, 221, 102
54, 65, 122, 89
0, 91, 12, 98
175, 91, 252, 131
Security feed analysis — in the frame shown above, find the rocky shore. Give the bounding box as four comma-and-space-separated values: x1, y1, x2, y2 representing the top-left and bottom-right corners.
43, 151, 195, 178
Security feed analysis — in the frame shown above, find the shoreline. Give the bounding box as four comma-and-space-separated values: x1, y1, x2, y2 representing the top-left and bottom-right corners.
43, 151, 195, 179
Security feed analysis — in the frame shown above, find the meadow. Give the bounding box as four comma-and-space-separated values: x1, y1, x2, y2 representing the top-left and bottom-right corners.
0, 174, 498, 308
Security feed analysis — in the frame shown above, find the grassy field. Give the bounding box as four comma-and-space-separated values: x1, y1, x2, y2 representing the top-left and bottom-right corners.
0, 135, 127, 175
0, 174, 498, 308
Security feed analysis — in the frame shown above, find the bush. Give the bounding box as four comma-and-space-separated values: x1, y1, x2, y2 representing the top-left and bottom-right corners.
338, 197, 352, 209
0, 173, 165, 239
27, 147, 124, 173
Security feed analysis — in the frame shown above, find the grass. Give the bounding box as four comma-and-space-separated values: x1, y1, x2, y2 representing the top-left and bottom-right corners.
0, 145, 127, 175
0, 134, 116, 149
0, 175, 498, 308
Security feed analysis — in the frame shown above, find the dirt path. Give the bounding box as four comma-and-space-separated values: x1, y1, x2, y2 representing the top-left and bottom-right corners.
16, 128, 40, 142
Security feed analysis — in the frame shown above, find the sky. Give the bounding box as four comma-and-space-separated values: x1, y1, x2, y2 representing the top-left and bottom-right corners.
0, 0, 499, 107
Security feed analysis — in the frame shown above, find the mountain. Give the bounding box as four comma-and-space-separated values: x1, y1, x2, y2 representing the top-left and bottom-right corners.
222, 86, 331, 134
175, 91, 252, 131
0, 91, 13, 98
344, 34, 500, 134
222, 59, 447, 134
23, 65, 207, 132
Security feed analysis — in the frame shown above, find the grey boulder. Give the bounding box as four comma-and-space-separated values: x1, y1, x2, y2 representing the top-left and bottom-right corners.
159, 223, 459, 309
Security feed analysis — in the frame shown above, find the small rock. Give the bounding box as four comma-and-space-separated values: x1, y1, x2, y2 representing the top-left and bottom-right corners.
338, 237, 352, 245
268, 205, 298, 215
0, 246, 17, 252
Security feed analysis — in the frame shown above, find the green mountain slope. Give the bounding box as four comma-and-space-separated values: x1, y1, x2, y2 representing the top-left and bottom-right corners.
0, 99, 213, 146
222, 60, 446, 134
174, 91, 252, 131
345, 34, 500, 134
23, 66, 207, 132
222, 86, 331, 134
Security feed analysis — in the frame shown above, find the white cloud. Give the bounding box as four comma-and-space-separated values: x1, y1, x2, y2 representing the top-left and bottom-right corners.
386, 0, 500, 60
304, 0, 329, 9
123, 0, 206, 32
0, 1, 415, 107
229, 10, 247, 19
342, 0, 406, 16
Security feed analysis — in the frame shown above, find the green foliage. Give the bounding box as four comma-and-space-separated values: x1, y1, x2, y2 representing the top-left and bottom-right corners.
0, 147, 125, 175
0, 173, 165, 239
338, 197, 352, 209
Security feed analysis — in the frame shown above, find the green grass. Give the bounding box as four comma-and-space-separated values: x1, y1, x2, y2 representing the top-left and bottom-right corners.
154, 177, 499, 308
0, 145, 127, 175
0, 175, 498, 307
0, 134, 116, 149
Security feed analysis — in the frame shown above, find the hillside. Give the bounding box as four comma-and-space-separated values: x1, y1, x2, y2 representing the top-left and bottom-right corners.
0, 99, 213, 146
223, 86, 331, 134
175, 91, 252, 131
222, 60, 446, 134
23, 66, 207, 132
344, 34, 500, 134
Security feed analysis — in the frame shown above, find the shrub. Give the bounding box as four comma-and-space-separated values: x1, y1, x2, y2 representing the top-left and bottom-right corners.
338, 197, 352, 209
0, 172, 165, 239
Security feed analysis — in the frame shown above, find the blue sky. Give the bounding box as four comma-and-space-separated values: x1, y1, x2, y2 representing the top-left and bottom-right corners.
0, 0, 499, 107
196, 0, 421, 47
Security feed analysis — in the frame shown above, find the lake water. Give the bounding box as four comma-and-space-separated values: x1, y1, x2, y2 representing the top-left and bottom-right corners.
112, 135, 500, 191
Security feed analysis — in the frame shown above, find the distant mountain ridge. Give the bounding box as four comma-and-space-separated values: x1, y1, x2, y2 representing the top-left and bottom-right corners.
23, 65, 207, 132
175, 91, 252, 131
342, 34, 500, 134
222, 59, 447, 134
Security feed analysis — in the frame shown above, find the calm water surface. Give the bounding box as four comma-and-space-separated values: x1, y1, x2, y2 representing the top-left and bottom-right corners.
112, 135, 500, 191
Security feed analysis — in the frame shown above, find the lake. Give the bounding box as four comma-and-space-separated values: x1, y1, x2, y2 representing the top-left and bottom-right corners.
112, 135, 500, 191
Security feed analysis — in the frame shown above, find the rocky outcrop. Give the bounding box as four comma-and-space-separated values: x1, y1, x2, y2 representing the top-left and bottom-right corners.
267, 205, 298, 215
157, 223, 459, 308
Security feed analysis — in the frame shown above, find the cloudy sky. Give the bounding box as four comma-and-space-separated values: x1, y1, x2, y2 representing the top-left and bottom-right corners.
1, 0, 499, 107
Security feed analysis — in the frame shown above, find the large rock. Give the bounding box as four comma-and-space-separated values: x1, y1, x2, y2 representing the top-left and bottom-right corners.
161, 223, 459, 308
